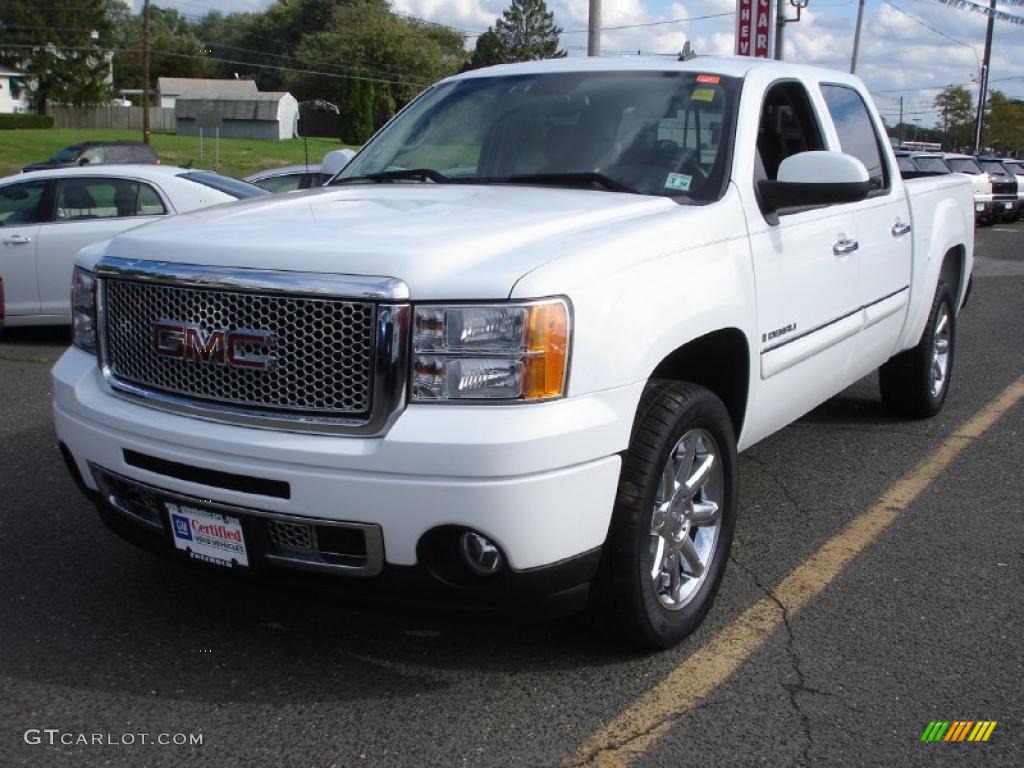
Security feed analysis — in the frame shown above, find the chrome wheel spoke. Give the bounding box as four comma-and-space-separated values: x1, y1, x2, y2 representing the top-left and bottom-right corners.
679, 536, 704, 578
650, 535, 667, 580
668, 553, 684, 602
934, 312, 948, 338
684, 454, 714, 498
690, 500, 720, 526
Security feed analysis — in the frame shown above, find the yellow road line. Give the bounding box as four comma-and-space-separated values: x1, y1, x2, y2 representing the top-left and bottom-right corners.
569, 377, 1024, 768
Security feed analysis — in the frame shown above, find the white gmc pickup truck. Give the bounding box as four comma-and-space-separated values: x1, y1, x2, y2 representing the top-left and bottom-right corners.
54, 57, 974, 648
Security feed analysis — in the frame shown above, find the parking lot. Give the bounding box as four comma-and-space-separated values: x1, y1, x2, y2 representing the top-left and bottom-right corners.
1, 224, 1021, 767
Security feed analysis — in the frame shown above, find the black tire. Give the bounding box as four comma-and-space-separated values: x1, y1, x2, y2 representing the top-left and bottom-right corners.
879, 281, 956, 418
595, 381, 738, 649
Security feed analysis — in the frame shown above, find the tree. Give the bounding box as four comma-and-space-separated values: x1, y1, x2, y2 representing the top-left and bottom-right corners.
0, 0, 119, 112
468, 0, 565, 69
933, 85, 974, 150
984, 91, 1024, 154
111, 7, 212, 92
284, 4, 465, 143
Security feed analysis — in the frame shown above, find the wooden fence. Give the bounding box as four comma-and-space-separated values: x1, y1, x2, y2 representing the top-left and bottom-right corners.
49, 106, 176, 132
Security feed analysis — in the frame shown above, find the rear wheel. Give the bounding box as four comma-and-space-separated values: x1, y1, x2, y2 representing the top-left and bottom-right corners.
879, 281, 956, 418
596, 381, 738, 649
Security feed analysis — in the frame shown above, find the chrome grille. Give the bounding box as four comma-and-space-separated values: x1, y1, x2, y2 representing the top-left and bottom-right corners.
102, 278, 377, 415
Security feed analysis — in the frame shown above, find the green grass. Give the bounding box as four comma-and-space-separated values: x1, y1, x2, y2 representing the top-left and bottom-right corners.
0, 129, 353, 180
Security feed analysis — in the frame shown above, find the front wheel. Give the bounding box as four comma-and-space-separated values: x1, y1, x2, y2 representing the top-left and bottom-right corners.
879, 281, 956, 418
596, 381, 738, 649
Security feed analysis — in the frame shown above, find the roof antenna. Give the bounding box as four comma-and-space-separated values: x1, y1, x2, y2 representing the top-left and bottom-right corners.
678, 41, 696, 61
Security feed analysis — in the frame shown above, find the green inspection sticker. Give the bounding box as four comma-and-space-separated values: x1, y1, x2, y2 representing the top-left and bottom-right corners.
664, 172, 692, 192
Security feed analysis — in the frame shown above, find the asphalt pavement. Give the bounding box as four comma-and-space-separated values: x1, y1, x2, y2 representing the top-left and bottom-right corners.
1, 223, 1021, 767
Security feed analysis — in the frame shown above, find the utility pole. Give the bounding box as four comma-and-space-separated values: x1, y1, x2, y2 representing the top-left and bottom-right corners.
142, 0, 152, 145
850, 0, 866, 73
973, 0, 995, 153
588, 0, 601, 56
898, 96, 904, 146
774, 0, 786, 60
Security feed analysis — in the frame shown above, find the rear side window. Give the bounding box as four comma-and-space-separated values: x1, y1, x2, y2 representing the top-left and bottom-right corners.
820, 84, 889, 192
55, 178, 167, 220
895, 157, 916, 173
177, 171, 270, 199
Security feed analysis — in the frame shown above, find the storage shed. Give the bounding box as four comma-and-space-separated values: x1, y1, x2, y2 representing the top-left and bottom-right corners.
174, 92, 299, 141
157, 77, 257, 109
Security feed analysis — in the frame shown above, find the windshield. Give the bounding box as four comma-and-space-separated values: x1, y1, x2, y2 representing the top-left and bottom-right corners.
947, 158, 982, 174
336, 70, 740, 201
915, 157, 949, 173
177, 171, 270, 199
979, 161, 1008, 176
50, 146, 81, 163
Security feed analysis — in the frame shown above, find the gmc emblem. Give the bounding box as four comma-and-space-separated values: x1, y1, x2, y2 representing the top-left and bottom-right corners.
152, 321, 275, 370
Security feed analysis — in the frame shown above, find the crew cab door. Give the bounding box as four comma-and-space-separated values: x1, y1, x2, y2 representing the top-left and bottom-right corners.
0, 179, 52, 318
746, 82, 861, 387
819, 84, 911, 374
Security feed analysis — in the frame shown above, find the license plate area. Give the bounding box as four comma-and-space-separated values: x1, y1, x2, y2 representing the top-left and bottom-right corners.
167, 502, 249, 569
88, 464, 386, 578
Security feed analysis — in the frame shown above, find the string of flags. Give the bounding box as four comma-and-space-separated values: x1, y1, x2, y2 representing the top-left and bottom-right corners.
934, 0, 1024, 25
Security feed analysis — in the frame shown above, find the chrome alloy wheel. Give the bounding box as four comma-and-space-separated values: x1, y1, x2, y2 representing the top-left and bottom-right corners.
930, 305, 951, 398
649, 428, 724, 611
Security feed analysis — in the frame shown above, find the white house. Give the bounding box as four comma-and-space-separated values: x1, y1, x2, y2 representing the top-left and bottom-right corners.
0, 65, 31, 114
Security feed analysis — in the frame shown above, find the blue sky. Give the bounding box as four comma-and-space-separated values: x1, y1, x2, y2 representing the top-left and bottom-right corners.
143, 0, 1024, 127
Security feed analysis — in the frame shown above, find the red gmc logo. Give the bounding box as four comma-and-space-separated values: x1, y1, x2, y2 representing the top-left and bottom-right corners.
152, 321, 275, 370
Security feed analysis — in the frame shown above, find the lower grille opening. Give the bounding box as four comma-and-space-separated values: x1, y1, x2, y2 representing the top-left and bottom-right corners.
265, 519, 374, 572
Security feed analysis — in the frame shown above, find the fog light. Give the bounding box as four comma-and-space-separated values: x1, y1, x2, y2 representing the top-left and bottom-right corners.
459, 531, 503, 577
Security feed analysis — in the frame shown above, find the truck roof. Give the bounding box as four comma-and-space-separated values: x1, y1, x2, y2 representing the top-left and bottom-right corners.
450, 55, 865, 87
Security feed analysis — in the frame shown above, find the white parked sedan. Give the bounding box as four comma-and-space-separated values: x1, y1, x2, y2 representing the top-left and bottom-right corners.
0, 165, 267, 327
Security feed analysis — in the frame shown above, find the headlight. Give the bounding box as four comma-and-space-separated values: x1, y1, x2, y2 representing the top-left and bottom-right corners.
71, 267, 97, 354
412, 298, 570, 402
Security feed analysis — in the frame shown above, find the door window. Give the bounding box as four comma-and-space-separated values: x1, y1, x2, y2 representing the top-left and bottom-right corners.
55, 178, 167, 220
820, 85, 889, 192
755, 82, 825, 182
0, 181, 51, 225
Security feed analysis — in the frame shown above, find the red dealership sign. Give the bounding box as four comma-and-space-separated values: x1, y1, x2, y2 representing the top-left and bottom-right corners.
736, 0, 772, 58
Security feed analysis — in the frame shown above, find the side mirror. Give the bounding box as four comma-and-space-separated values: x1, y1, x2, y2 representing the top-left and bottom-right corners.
758, 151, 870, 213
320, 148, 357, 179
79, 157, 90, 166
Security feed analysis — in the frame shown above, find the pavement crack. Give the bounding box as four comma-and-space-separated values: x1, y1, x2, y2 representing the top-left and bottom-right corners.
729, 555, 815, 766
740, 454, 814, 520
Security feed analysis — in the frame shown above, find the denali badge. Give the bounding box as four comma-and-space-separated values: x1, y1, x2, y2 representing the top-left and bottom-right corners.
152, 321, 275, 370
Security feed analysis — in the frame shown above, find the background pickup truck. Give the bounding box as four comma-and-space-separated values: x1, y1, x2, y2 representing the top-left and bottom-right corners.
54, 56, 974, 649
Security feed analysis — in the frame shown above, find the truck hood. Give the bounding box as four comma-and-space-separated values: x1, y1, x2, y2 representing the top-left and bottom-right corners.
97, 184, 676, 298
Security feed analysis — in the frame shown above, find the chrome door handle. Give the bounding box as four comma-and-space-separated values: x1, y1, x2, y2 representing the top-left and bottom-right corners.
833, 238, 859, 256
2, 234, 32, 245
891, 221, 912, 237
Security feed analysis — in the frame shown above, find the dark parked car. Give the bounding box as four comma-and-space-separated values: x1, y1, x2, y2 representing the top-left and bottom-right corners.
22, 141, 159, 173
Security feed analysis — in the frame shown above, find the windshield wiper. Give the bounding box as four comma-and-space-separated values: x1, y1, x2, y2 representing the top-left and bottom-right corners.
472, 172, 638, 194
333, 168, 451, 185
